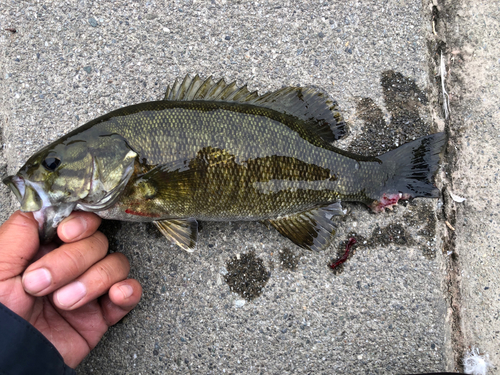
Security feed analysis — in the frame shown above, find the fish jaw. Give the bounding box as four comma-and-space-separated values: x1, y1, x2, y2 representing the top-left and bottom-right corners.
3, 174, 76, 243
2, 175, 25, 203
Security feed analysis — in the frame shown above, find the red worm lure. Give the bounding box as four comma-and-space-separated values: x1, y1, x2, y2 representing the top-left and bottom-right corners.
329, 237, 357, 270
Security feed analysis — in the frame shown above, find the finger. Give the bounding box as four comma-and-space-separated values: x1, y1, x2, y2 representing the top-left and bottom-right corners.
22, 231, 108, 296
53, 279, 142, 353
51, 298, 108, 357
52, 252, 130, 310
57, 212, 102, 243
31, 243, 58, 263
0, 211, 39, 280
101, 279, 143, 326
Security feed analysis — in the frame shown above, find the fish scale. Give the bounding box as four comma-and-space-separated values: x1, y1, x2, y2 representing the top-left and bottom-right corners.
3, 75, 446, 251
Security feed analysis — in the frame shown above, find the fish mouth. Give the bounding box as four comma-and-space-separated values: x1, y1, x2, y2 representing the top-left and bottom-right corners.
3, 175, 75, 243
3, 175, 26, 203
3, 175, 45, 212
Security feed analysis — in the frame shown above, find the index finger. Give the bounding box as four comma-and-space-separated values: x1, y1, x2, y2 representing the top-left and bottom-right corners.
57, 212, 102, 243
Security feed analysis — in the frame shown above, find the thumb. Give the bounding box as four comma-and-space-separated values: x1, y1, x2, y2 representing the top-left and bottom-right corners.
0, 211, 40, 280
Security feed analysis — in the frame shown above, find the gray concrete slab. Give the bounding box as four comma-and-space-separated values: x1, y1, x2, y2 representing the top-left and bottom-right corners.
439, 0, 500, 372
0, 1, 462, 374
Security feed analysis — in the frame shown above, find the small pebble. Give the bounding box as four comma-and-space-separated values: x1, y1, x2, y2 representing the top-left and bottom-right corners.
88, 17, 98, 27
234, 299, 246, 307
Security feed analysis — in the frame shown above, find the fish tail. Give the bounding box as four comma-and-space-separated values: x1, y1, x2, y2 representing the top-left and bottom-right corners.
370, 132, 446, 212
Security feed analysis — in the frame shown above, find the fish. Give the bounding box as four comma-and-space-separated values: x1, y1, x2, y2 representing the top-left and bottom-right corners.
3, 75, 446, 252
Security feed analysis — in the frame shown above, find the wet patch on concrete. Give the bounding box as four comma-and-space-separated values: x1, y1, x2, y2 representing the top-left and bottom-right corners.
381, 70, 428, 127
349, 70, 430, 156
414, 210, 438, 260
370, 223, 414, 247
398, 203, 438, 259
279, 247, 300, 271
329, 209, 439, 272
360, 211, 437, 259
224, 251, 270, 301
330, 223, 418, 274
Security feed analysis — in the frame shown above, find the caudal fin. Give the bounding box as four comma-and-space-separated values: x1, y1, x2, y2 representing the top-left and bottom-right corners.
370, 132, 446, 212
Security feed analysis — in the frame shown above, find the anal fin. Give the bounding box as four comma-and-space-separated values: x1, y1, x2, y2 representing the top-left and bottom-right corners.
153, 218, 198, 252
267, 202, 344, 252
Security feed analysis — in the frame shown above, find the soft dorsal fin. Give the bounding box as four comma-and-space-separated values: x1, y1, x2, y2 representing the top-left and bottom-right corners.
266, 202, 344, 252
164, 74, 346, 142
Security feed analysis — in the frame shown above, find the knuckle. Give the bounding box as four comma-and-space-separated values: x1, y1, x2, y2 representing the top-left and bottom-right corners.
90, 231, 109, 254
115, 252, 130, 271
95, 262, 115, 287
94, 254, 128, 288
59, 246, 87, 277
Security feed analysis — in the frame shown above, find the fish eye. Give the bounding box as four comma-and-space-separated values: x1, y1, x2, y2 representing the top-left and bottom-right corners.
42, 156, 61, 171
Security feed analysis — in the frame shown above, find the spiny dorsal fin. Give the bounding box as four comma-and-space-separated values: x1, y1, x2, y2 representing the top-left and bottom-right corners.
163, 74, 346, 142
267, 202, 344, 252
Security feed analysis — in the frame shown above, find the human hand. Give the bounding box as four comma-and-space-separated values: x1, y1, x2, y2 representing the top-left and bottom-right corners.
0, 211, 142, 368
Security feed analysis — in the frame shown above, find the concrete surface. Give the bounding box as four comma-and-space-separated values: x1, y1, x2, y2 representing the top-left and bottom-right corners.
0, 0, 497, 374
438, 0, 500, 371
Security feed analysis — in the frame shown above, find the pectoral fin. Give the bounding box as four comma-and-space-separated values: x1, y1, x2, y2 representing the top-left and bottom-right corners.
267, 202, 344, 252
153, 218, 198, 252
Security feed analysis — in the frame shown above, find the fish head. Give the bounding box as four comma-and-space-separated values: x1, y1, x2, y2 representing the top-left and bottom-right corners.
3, 133, 137, 243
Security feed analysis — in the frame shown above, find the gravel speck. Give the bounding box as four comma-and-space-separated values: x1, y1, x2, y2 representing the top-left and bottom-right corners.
88, 17, 98, 27
234, 299, 246, 307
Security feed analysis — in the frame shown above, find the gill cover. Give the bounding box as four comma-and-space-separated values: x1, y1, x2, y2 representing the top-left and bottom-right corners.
77, 134, 138, 211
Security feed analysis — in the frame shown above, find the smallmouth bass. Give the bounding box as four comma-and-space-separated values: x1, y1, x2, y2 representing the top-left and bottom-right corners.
3, 75, 446, 251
